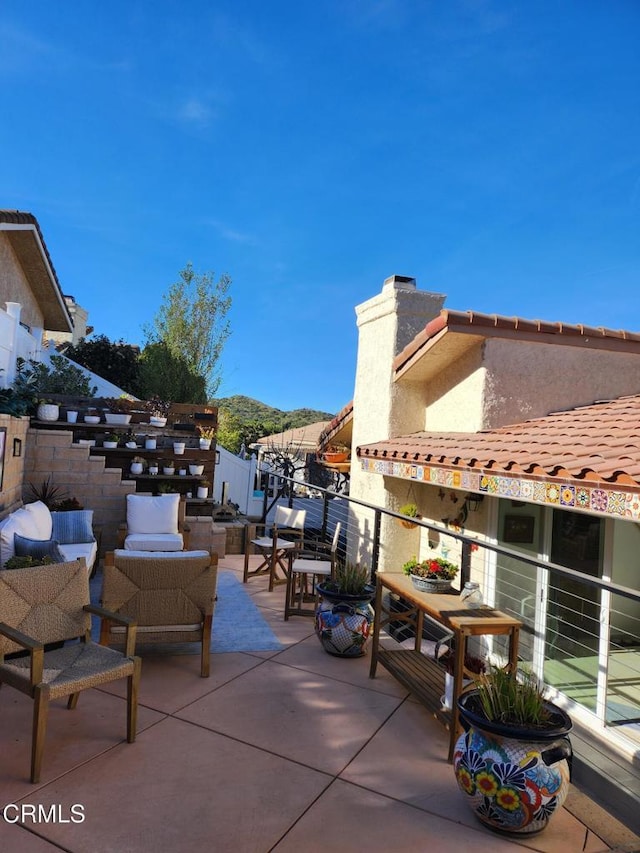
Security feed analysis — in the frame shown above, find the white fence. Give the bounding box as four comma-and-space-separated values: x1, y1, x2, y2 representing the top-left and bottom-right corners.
214, 447, 263, 517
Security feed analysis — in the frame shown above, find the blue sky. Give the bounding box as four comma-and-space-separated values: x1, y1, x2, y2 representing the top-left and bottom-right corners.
1, 1, 639, 415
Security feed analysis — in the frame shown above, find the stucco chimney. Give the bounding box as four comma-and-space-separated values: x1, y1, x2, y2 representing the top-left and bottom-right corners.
349, 276, 446, 540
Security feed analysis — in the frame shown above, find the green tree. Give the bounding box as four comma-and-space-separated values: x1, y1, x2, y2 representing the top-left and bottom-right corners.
146, 263, 231, 398
216, 409, 244, 454
138, 341, 207, 404
64, 335, 141, 395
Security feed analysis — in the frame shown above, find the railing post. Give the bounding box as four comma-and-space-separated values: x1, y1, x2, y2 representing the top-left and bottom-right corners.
321, 492, 329, 541
371, 509, 382, 581
460, 540, 471, 587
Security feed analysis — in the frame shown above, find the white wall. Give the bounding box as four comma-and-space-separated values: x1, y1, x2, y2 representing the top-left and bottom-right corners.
0, 304, 42, 387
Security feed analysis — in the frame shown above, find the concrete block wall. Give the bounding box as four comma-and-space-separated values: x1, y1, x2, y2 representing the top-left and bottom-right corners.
24, 426, 136, 554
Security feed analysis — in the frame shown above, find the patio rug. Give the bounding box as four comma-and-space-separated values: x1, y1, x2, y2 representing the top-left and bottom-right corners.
90, 569, 284, 654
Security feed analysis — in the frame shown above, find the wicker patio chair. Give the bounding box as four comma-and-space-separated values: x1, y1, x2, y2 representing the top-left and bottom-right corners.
0, 558, 140, 783
101, 550, 218, 678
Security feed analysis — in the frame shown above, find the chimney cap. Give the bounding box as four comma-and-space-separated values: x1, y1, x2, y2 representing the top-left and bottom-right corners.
383, 274, 417, 291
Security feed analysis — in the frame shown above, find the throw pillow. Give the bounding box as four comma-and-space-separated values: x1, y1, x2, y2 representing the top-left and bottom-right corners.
23, 500, 53, 539
51, 510, 95, 544
14, 533, 65, 563
0, 507, 37, 566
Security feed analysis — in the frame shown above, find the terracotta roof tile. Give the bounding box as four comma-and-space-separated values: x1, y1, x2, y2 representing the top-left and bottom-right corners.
357, 394, 640, 489
393, 309, 640, 375
317, 401, 353, 449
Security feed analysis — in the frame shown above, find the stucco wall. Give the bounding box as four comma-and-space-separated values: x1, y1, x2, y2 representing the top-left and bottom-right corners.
482, 338, 640, 428
0, 234, 44, 330
424, 343, 486, 432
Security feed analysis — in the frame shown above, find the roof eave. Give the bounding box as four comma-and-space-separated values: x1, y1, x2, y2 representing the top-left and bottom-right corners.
1, 220, 72, 332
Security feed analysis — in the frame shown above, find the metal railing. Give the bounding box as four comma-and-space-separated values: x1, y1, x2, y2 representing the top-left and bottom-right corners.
267, 472, 640, 729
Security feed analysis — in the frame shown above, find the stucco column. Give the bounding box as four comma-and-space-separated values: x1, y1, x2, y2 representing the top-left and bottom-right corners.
348, 276, 445, 569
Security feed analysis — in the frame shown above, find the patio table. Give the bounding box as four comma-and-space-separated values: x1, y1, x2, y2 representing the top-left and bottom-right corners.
370, 571, 521, 760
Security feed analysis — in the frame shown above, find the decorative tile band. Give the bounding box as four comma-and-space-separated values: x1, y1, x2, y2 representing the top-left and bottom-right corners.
360, 458, 640, 520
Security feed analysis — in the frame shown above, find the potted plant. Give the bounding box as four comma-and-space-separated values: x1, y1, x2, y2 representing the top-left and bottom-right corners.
173, 440, 186, 455
145, 435, 157, 450
103, 396, 133, 425
103, 433, 119, 449
148, 461, 159, 475
189, 463, 205, 476
454, 666, 572, 835
83, 407, 101, 424
198, 425, 216, 450
162, 461, 175, 476
398, 502, 419, 529
36, 399, 60, 421
322, 444, 349, 464
315, 562, 376, 657
196, 481, 209, 499
130, 456, 146, 476
402, 556, 459, 593
145, 396, 171, 426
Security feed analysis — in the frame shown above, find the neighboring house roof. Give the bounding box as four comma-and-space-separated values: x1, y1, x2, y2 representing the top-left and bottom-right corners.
357, 394, 640, 515
318, 401, 353, 451
0, 210, 72, 332
256, 420, 331, 450
394, 309, 640, 383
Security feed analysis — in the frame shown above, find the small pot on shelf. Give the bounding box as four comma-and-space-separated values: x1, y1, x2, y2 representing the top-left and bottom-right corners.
196, 485, 209, 499
173, 442, 186, 455
37, 402, 60, 421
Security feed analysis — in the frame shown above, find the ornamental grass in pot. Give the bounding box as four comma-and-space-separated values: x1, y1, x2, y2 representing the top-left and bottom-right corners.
454, 666, 572, 836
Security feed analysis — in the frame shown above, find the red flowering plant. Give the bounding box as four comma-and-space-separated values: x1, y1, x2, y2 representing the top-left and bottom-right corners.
402, 556, 459, 580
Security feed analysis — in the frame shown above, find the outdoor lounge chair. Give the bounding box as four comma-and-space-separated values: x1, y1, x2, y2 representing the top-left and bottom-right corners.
101, 550, 218, 677
0, 558, 140, 783
118, 493, 191, 551
284, 522, 342, 619
243, 505, 306, 590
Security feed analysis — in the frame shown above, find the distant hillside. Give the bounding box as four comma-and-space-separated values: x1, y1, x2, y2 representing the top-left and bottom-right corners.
210, 395, 334, 428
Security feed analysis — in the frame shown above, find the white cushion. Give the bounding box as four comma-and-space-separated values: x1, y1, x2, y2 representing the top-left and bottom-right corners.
114, 549, 209, 559
59, 540, 98, 571
0, 507, 39, 566
124, 533, 184, 552
126, 494, 180, 535
24, 501, 53, 540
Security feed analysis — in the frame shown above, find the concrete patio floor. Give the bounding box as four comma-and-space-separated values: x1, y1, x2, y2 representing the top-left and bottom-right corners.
0, 555, 638, 853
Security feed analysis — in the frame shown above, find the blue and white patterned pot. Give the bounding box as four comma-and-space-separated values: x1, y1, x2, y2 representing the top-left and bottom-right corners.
454, 691, 572, 835
314, 584, 375, 657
